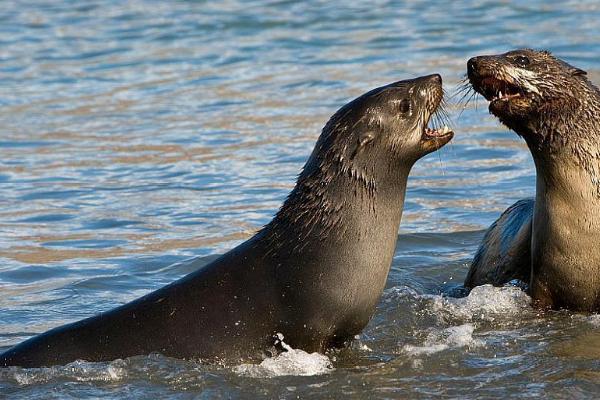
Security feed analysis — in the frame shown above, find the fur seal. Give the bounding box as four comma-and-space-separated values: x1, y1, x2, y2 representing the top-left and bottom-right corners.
1, 74, 452, 368
464, 49, 600, 311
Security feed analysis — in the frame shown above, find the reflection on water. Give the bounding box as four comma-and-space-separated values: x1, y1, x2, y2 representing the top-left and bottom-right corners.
2, 0, 600, 398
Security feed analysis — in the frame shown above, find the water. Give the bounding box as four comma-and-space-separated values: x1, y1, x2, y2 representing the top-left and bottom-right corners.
1, 0, 600, 398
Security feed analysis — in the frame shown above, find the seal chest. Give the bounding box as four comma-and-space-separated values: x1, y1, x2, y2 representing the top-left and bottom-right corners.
0, 74, 452, 368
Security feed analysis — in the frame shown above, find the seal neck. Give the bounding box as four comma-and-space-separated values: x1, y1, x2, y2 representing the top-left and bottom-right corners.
522, 83, 600, 156
263, 157, 412, 260
530, 143, 600, 308
253, 157, 413, 342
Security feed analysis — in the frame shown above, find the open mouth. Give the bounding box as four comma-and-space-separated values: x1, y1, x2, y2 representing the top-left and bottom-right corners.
423, 125, 453, 140
421, 100, 453, 142
474, 76, 524, 103
418, 80, 453, 148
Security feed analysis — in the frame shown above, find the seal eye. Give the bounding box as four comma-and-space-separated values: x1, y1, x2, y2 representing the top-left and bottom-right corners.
513, 55, 530, 67
398, 99, 411, 114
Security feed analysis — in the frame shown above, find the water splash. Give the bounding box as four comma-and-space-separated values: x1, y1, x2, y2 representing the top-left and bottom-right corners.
403, 323, 483, 356
587, 314, 600, 327
233, 334, 333, 378
427, 284, 532, 324
1, 359, 128, 386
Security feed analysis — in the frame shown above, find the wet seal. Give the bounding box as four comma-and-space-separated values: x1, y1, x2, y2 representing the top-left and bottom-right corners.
1, 75, 452, 367
464, 49, 600, 311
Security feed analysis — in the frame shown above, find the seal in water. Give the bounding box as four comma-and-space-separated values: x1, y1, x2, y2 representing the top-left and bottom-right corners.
464, 49, 600, 311
1, 75, 452, 368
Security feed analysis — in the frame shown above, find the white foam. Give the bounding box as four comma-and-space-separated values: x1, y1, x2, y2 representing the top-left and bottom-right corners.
428, 284, 532, 323
587, 314, 600, 327
10, 359, 127, 385
383, 285, 421, 302
389, 284, 531, 357
233, 335, 333, 378
403, 323, 483, 356
352, 341, 373, 352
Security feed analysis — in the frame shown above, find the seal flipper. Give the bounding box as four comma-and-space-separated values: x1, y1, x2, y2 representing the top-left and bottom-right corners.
465, 198, 533, 288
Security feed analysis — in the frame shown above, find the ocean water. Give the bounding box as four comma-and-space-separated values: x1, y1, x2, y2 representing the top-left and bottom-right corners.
1, 0, 600, 398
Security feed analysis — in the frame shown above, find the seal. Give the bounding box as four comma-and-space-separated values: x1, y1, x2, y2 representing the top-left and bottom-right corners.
463, 49, 600, 311
0, 74, 452, 368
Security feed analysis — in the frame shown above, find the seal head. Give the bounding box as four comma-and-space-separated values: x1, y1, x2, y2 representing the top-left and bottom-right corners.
467, 49, 593, 151
310, 73, 452, 174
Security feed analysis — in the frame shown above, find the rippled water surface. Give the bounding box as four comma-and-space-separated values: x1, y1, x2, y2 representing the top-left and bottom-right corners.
2, 1, 600, 398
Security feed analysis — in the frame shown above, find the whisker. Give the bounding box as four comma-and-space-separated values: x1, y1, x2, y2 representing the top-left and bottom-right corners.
451, 77, 472, 97
439, 103, 451, 124
436, 140, 446, 177
458, 91, 479, 118
431, 101, 452, 130
452, 76, 482, 119
453, 85, 471, 99
455, 84, 474, 103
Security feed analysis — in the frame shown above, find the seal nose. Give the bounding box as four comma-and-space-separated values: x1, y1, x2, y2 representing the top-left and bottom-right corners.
467, 57, 481, 75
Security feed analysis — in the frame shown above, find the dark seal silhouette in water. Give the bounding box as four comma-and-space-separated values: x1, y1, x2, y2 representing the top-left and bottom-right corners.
464, 49, 600, 311
0, 74, 452, 368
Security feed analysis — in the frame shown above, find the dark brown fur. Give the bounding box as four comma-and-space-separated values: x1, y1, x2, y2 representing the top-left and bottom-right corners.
465, 49, 600, 311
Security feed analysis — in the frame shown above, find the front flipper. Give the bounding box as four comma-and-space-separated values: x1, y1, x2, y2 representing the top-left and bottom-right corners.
465, 198, 534, 288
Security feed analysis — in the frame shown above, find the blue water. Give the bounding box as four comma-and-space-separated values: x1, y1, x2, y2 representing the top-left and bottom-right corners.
2, 0, 600, 398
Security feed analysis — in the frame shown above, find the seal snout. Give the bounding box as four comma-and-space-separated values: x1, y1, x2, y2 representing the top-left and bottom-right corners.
416, 73, 442, 90
467, 55, 504, 86
422, 73, 442, 85
467, 57, 482, 77
467, 56, 526, 105
420, 74, 444, 105
416, 75, 453, 151
412, 73, 444, 111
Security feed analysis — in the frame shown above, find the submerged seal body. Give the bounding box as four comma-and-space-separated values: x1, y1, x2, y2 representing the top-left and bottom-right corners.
464, 49, 600, 311
1, 74, 452, 367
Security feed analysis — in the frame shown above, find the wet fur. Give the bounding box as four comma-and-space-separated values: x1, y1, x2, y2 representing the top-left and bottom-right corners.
465, 49, 600, 311
465, 198, 533, 287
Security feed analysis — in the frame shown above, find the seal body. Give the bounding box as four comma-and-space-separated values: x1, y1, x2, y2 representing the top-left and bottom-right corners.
464, 49, 600, 311
1, 74, 452, 367
465, 198, 533, 287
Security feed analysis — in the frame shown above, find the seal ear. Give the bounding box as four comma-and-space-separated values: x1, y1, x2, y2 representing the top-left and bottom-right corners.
350, 131, 376, 160
561, 60, 587, 76
571, 67, 587, 77
546, 50, 587, 77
